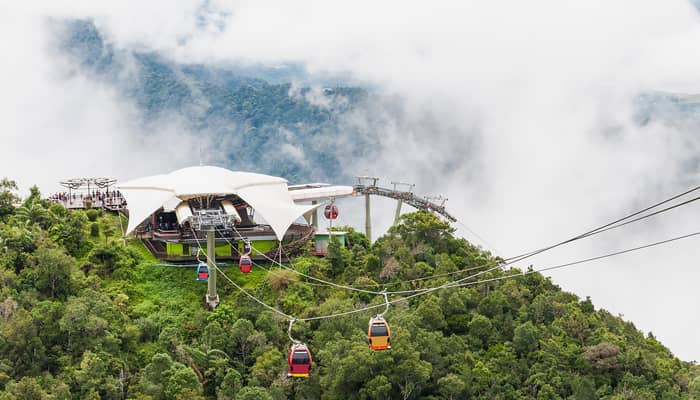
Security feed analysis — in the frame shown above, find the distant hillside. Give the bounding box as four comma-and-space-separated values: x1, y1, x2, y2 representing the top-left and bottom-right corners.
58, 19, 377, 183
634, 91, 700, 128
57, 19, 700, 188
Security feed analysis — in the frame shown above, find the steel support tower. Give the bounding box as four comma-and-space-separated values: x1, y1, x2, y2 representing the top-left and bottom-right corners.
205, 226, 219, 309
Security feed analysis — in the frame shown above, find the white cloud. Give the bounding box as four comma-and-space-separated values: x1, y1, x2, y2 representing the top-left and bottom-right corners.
4, 0, 700, 361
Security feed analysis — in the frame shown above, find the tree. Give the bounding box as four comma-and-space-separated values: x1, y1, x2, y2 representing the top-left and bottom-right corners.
0, 178, 19, 221
438, 373, 466, 400
388, 211, 456, 254
537, 384, 562, 400
571, 376, 597, 400
99, 217, 116, 245
90, 223, 100, 237
389, 346, 432, 400
0, 224, 35, 273
326, 234, 352, 276
174, 341, 230, 395
50, 211, 91, 258
0, 308, 46, 376
468, 313, 495, 348
164, 366, 203, 399
22, 186, 42, 207
136, 353, 203, 399
230, 319, 265, 367
416, 296, 447, 331
24, 247, 76, 299
217, 369, 241, 400
249, 348, 284, 387
4, 376, 49, 400
359, 375, 392, 400
58, 290, 124, 356
235, 387, 272, 400
15, 203, 50, 229
72, 350, 121, 399
689, 376, 700, 399
513, 321, 539, 356
86, 209, 99, 222
137, 353, 174, 399
88, 243, 123, 276
583, 343, 619, 371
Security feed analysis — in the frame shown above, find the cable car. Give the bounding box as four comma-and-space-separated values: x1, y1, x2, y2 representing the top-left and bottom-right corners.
324, 204, 339, 220
239, 255, 252, 274
287, 343, 312, 378
367, 316, 391, 351
196, 262, 209, 282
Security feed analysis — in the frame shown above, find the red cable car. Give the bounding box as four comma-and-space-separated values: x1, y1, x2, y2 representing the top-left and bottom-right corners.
287, 343, 312, 378
196, 262, 209, 282
324, 205, 339, 220
239, 255, 252, 273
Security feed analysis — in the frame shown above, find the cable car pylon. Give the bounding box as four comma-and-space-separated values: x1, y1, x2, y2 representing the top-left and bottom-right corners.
356, 176, 379, 242
205, 225, 219, 309
390, 181, 415, 225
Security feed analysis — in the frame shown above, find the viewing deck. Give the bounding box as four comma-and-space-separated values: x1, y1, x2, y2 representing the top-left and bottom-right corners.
50, 196, 126, 211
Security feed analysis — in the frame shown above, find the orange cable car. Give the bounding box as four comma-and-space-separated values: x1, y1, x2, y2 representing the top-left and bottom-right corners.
367, 316, 391, 351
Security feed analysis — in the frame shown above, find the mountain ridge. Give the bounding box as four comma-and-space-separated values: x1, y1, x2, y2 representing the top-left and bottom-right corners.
0, 185, 698, 398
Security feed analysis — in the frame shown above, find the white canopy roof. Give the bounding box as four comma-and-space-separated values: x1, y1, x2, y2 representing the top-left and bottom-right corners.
117, 166, 318, 240
289, 185, 355, 203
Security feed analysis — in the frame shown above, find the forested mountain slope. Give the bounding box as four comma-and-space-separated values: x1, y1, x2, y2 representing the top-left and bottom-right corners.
57, 19, 700, 187
58, 20, 376, 183
0, 180, 698, 399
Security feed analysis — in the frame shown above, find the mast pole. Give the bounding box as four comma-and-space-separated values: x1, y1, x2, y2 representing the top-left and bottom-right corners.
206, 225, 219, 309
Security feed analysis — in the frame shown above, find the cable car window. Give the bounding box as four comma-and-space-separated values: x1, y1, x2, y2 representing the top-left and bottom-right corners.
371, 324, 388, 336
292, 351, 310, 364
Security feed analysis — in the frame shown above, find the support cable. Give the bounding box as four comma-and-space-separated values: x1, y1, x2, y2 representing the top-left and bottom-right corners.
209, 184, 700, 298
182, 181, 700, 322
503, 187, 700, 263
210, 226, 700, 322
190, 228, 293, 319
220, 226, 385, 295
391, 187, 700, 294
448, 229, 700, 289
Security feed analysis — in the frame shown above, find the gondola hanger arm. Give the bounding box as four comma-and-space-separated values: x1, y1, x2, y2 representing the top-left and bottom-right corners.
288, 319, 301, 345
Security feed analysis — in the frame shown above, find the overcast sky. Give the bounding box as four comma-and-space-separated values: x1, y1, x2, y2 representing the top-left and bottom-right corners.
2, 0, 700, 361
